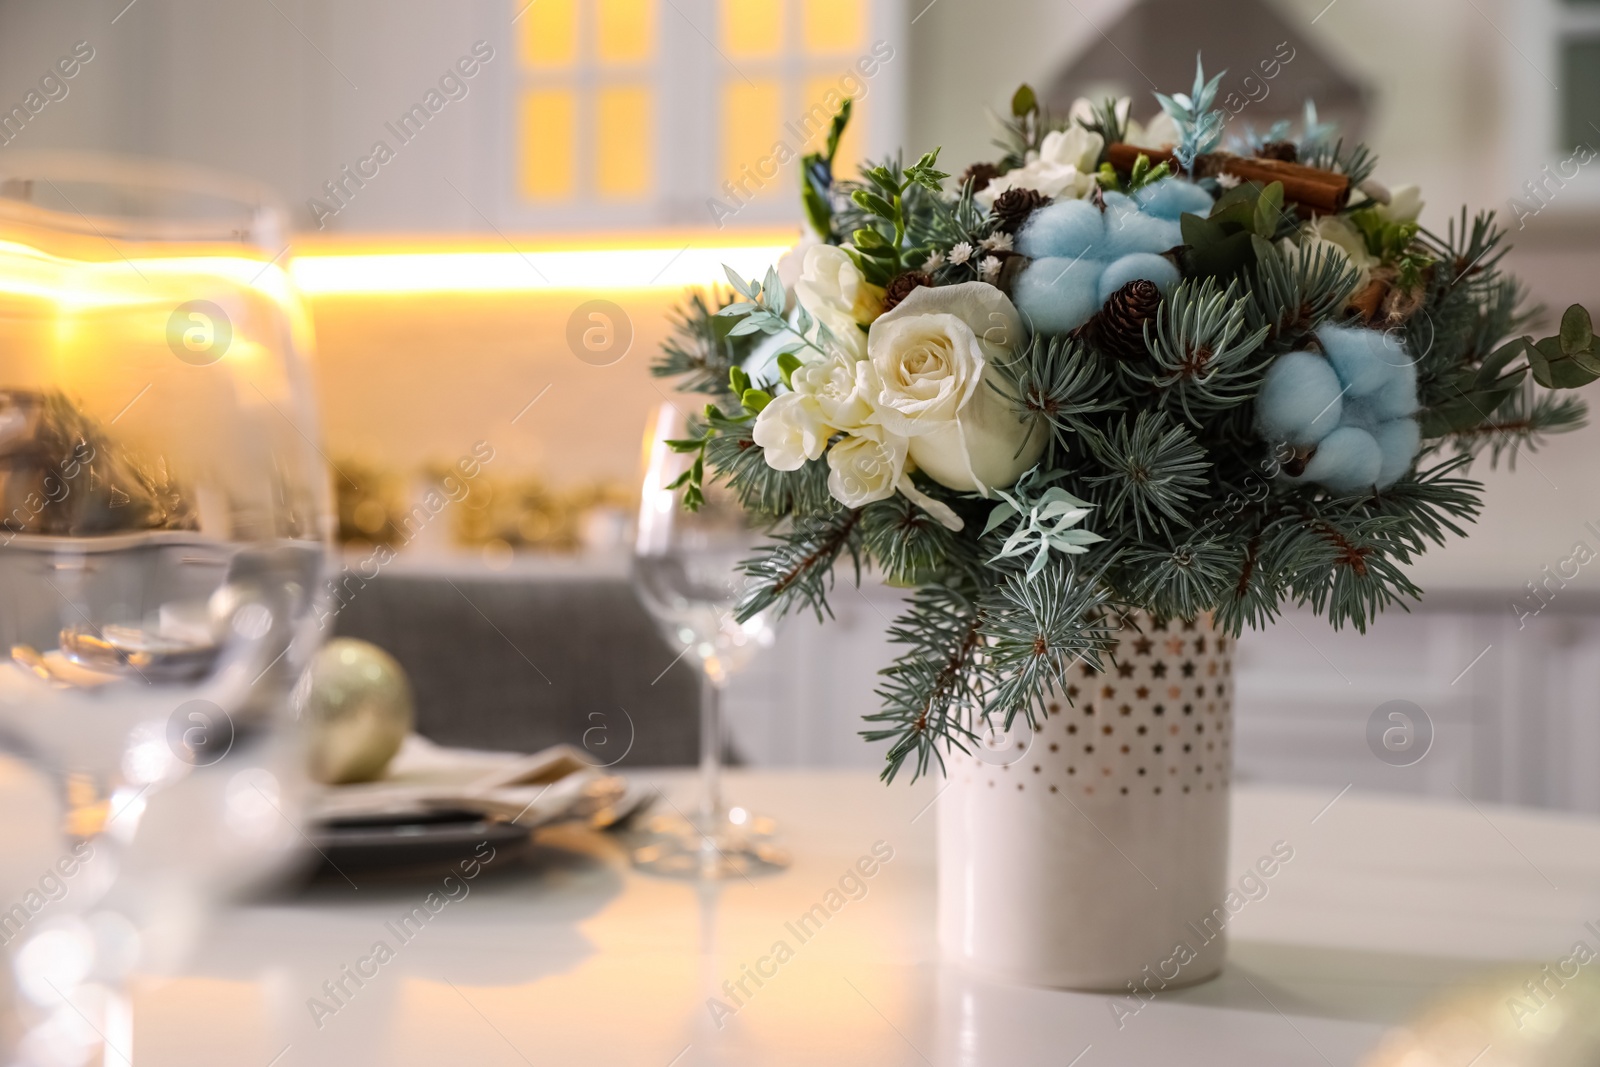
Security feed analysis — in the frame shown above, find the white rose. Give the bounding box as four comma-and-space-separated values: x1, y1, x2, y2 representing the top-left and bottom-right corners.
751, 391, 830, 471
794, 244, 884, 359
975, 125, 1104, 209
1285, 215, 1376, 287
865, 282, 1045, 494
791, 349, 876, 433
826, 430, 906, 509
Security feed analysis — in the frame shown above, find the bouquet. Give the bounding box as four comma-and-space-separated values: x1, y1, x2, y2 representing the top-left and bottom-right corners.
652, 62, 1599, 781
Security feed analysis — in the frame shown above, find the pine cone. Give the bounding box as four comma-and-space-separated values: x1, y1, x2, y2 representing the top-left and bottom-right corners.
960, 162, 1003, 193
991, 188, 1051, 233
883, 270, 934, 312
1258, 141, 1298, 163
1093, 279, 1163, 360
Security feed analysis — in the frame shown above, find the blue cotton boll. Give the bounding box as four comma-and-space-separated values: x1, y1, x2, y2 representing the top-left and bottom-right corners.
1316, 325, 1395, 398
1101, 191, 1135, 214
1372, 418, 1421, 488
1097, 253, 1181, 303
1018, 200, 1107, 260
1133, 178, 1215, 221
1300, 426, 1383, 494
1013, 257, 1106, 334
1369, 360, 1420, 420
1339, 395, 1381, 435
1102, 211, 1183, 258
1257, 351, 1345, 446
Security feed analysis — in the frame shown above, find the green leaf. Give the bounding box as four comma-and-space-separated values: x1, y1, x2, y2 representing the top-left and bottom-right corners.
1528, 335, 1600, 389
777, 352, 803, 389
850, 189, 897, 219
741, 388, 772, 413
1475, 338, 1528, 389
664, 470, 692, 490
1559, 303, 1594, 358
664, 438, 703, 454
825, 99, 852, 161
1011, 84, 1037, 118
728, 366, 751, 395
1252, 182, 1286, 237
722, 266, 756, 299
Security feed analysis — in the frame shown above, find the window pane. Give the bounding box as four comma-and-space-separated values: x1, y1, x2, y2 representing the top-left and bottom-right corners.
1562, 37, 1600, 152
802, 0, 864, 54
598, 0, 656, 64
519, 0, 578, 68
597, 86, 653, 198
723, 80, 783, 195
520, 89, 576, 200
723, 0, 783, 59
802, 76, 860, 171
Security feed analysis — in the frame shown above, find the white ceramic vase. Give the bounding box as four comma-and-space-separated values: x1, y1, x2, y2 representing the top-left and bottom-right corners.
937, 612, 1234, 991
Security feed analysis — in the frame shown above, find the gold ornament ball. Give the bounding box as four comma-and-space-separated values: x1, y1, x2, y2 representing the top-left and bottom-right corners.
304, 638, 414, 785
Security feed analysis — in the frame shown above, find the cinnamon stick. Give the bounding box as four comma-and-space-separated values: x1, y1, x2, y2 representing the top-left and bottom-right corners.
1106, 143, 1351, 215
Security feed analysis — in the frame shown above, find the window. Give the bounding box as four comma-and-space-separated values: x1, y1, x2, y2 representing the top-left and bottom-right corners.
1557, 1, 1600, 152
504, 0, 904, 231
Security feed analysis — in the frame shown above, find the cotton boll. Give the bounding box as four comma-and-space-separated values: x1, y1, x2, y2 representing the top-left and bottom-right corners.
1102, 211, 1183, 258
1372, 418, 1421, 488
1097, 253, 1181, 303
1317, 325, 1406, 398
1339, 395, 1382, 434
1013, 257, 1106, 334
1133, 178, 1214, 220
1300, 426, 1383, 494
1257, 351, 1345, 445
1370, 360, 1420, 420
1101, 191, 1135, 214
1018, 199, 1107, 259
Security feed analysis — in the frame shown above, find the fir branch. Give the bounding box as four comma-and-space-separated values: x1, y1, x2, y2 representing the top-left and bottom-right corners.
1003, 333, 1117, 460
1129, 276, 1271, 425
1302, 138, 1377, 187
705, 418, 834, 517
1121, 536, 1241, 622
859, 492, 970, 585
654, 288, 758, 399
1084, 411, 1211, 539
1154, 56, 1226, 174
865, 583, 990, 783
1245, 239, 1361, 348
981, 560, 1114, 726
735, 507, 862, 623
1446, 382, 1587, 468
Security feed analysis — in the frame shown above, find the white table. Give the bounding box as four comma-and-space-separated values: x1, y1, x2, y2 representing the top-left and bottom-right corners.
146, 773, 1597, 1066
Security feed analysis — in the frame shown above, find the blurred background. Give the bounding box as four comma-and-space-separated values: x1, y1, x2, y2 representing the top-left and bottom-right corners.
3, 0, 1596, 810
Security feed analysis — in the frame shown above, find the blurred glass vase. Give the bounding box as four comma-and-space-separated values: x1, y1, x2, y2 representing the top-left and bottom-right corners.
0, 153, 330, 1066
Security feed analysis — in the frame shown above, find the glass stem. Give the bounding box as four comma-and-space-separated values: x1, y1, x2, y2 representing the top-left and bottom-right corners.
698, 671, 723, 832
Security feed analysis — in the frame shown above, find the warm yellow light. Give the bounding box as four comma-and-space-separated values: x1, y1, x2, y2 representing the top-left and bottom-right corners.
288, 242, 796, 295
596, 86, 653, 198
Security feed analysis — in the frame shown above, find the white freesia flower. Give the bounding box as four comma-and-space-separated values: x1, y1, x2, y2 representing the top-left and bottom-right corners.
826, 430, 906, 508
791, 349, 876, 433
1126, 110, 1180, 149
865, 283, 1045, 495
975, 125, 1104, 208
794, 243, 884, 359
751, 391, 830, 471
1377, 184, 1423, 225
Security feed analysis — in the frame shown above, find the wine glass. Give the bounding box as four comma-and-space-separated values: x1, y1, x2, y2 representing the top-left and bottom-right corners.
631, 401, 785, 879
0, 152, 329, 1065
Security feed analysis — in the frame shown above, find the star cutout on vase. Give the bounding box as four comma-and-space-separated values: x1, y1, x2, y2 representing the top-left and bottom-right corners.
1136, 685, 1150, 699
1165, 638, 1186, 656
1132, 637, 1153, 655
1180, 660, 1196, 678
1066, 684, 1080, 700
1080, 662, 1097, 678
1151, 662, 1168, 678
1116, 661, 1135, 678
1194, 636, 1207, 654
1101, 685, 1116, 699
